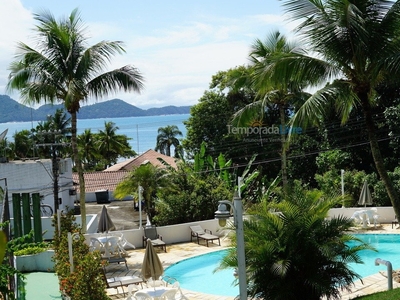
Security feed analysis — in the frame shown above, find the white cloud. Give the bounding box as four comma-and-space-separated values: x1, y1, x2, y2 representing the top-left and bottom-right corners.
0, 0, 33, 93
0, 0, 287, 109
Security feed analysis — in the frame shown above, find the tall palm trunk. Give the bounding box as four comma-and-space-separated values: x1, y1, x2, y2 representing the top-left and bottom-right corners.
70, 111, 86, 232
360, 94, 400, 218
166, 144, 171, 157
279, 104, 288, 191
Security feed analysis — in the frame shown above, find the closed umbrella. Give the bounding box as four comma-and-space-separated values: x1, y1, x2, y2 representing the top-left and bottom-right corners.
141, 238, 164, 286
358, 181, 373, 207
97, 205, 115, 233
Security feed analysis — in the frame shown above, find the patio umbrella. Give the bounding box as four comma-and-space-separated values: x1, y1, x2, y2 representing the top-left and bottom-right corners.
358, 180, 373, 207
141, 238, 164, 286
97, 205, 116, 233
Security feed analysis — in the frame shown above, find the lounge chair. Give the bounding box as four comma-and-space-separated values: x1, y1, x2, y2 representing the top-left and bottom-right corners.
143, 226, 167, 252
101, 268, 145, 296
190, 225, 220, 247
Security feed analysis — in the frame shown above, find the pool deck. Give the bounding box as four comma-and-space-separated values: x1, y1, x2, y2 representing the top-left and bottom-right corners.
105, 224, 400, 300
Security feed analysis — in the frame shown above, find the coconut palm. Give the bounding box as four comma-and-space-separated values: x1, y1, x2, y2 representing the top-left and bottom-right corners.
114, 163, 170, 224
6, 9, 144, 231
33, 109, 72, 159
155, 125, 183, 157
97, 121, 135, 168
217, 182, 375, 299
77, 129, 99, 170
232, 31, 310, 190
274, 0, 400, 218
13, 130, 34, 159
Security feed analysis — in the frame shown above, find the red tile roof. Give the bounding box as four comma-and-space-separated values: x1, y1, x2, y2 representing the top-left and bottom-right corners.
104, 149, 178, 172
73, 150, 178, 193
72, 171, 129, 193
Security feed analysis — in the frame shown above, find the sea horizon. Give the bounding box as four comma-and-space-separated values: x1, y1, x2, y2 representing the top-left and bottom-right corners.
0, 114, 190, 155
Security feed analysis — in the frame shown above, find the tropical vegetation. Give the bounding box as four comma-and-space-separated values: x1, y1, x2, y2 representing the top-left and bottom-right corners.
7, 8, 144, 231
217, 182, 375, 300
154, 160, 233, 226
52, 210, 109, 299
274, 0, 400, 217
155, 125, 183, 157
114, 163, 171, 224
3, 2, 400, 298
97, 121, 135, 169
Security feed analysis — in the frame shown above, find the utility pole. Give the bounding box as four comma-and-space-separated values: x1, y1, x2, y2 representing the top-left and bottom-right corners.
36, 130, 67, 212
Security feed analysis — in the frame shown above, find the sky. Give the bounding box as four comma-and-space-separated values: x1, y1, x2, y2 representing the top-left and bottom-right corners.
0, 0, 294, 109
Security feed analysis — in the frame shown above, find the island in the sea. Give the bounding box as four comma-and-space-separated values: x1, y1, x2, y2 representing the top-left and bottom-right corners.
0, 94, 191, 123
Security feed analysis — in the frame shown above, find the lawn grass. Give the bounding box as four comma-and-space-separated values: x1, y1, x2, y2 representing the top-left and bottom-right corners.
354, 288, 400, 299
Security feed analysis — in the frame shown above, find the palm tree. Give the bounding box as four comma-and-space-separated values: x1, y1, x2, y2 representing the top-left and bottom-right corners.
274, 0, 400, 218
34, 109, 72, 159
52, 109, 72, 159
217, 183, 375, 299
114, 163, 170, 224
97, 121, 135, 168
155, 125, 183, 157
77, 129, 99, 170
232, 31, 310, 190
6, 9, 144, 231
13, 130, 34, 159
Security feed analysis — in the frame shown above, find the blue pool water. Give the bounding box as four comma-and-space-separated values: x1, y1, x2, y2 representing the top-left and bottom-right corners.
348, 234, 400, 278
165, 250, 238, 296
165, 234, 400, 297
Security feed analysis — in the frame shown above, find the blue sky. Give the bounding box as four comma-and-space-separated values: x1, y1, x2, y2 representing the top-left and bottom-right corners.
1, 0, 294, 109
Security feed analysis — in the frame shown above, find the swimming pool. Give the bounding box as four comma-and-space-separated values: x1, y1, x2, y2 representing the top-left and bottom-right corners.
165, 250, 238, 296
348, 234, 400, 277
164, 234, 400, 297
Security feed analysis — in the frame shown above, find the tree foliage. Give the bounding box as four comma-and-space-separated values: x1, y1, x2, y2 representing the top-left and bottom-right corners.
155, 125, 183, 157
217, 182, 375, 300
154, 163, 232, 226
52, 210, 109, 299
278, 0, 400, 218
114, 163, 170, 224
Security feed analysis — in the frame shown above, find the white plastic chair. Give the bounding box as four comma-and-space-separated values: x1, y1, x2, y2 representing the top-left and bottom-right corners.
373, 214, 380, 228
106, 236, 124, 256
127, 284, 139, 298
171, 281, 185, 299
113, 232, 136, 250
89, 237, 104, 252
145, 278, 165, 288
160, 288, 178, 300
134, 291, 152, 300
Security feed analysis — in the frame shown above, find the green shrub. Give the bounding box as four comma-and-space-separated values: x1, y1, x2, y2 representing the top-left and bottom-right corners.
14, 246, 47, 256
7, 230, 51, 254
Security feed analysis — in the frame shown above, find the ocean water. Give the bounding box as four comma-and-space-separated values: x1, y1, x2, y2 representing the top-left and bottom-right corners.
0, 114, 189, 154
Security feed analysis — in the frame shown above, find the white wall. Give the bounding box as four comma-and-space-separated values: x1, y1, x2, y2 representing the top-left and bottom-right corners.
10, 213, 98, 240
84, 218, 226, 249
0, 158, 76, 218
83, 207, 397, 251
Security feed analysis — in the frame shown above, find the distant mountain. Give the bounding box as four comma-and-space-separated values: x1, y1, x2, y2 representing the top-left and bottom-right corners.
0, 95, 191, 123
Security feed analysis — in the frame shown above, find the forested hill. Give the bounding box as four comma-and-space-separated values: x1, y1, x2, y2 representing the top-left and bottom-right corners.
0, 95, 191, 123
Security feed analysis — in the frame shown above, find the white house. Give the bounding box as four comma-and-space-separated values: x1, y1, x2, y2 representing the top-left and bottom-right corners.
0, 158, 76, 219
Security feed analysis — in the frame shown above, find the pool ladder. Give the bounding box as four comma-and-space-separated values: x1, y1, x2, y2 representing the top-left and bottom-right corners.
375, 258, 393, 290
